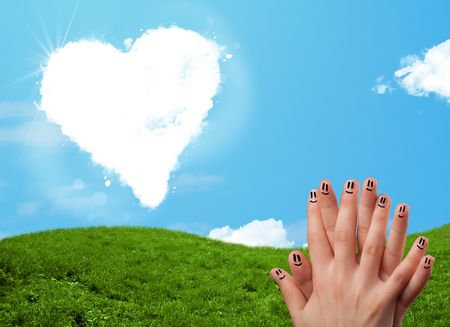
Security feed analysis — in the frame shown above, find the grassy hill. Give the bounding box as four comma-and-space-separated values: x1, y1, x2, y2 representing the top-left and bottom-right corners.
0, 225, 448, 326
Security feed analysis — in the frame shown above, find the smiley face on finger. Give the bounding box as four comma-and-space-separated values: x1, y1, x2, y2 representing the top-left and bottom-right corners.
366, 179, 374, 191
398, 205, 407, 218
345, 180, 355, 194
424, 257, 432, 269
321, 182, 330, 195
309, 191, 318, 203
377, 196, 387, 208
293, 253, 302, 267
275, 268, 286, 280
417, 237, 426, 250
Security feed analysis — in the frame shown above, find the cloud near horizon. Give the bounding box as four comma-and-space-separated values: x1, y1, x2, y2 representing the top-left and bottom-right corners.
39, 26, 223, 209
208, 218, 294, 248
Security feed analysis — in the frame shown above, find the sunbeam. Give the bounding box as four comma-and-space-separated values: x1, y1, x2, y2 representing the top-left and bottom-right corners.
60, 0, 80, 48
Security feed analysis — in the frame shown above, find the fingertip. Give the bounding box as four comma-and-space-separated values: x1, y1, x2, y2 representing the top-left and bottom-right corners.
413, 235, 428, 252
364, 177, 377, 192
271, 268, 287, 282
396, 203, 409, 218
289, 250, 304, 268
423, 255, 434, 272
376, 194, 391, 209
319, 179, 332, 195
308, 189, 319, 205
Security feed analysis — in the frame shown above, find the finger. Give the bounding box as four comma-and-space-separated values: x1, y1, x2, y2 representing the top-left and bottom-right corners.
380, 203, 409, 280
271, 268, 306, 325
385, 236, 429, 298
334, 179, 359, 270
318, 179, 338, 253
393, 255, 434, 327
307, 189, 333, 273
288, 250, 313, 299
357, 177, 378, 262
359, 194, 391, 279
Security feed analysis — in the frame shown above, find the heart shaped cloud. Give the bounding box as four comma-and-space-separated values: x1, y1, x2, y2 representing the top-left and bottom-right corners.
40, 27, 221, 208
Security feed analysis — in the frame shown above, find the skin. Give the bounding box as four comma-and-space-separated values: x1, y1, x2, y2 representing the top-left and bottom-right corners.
271, 178, 434, 327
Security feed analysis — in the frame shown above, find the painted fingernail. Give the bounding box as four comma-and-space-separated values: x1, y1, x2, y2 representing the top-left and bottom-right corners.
345, 180, 355, 194
309, 190, 318, 203
321, 181, 330, 195
424, 256, 433, 269
293, 253, 302, 267
275, 268, 286, 280
377, 195, 388, 208
398, 205, 407, 218
366, 179, 374, 191
416, 237, 426, 250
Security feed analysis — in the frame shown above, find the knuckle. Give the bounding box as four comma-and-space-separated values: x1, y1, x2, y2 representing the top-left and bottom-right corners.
335, 229, 350, 242
308, 231, 326, 246
358, 224, 370, 235
383, 246, 397, 258
324, 224, 335, 233
363, 243, 380, 257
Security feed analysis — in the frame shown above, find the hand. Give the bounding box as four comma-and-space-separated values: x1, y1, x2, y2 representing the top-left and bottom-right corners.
271, 179, 434, 327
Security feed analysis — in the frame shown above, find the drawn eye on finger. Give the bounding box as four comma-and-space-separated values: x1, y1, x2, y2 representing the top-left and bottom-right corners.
275, 268, 286, 280
424, 257, 432, 269
292, 253, 302, 267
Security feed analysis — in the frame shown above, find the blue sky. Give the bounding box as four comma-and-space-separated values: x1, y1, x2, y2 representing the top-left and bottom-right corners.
1, 0, 449, 246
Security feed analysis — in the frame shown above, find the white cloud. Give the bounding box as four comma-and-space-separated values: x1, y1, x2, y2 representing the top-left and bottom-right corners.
208, 218, 294, 248
371, 75, 393, 95
40, 26, 222, 209
395, 39, 450, 102
123, 38, 133, 50
17, 201, 40, 217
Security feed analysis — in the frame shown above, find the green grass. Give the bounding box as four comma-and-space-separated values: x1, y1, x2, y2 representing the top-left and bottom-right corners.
0, 225, 448, 326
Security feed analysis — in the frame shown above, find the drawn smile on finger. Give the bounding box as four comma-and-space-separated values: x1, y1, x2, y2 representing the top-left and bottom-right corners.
424, 257, 432, 269
321, 182, 330, 195
345, 180, 355, 194
377, 196, 387, 208
416, 237, 425, 250
275, 268, 286, 280
293, 253, 302, 267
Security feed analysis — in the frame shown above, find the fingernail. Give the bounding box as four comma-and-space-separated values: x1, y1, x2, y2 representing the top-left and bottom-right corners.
377, 195, 388, 208
345, 180, 355, 194
321, 181, 330, 195
416, 236, 427, 250
309, 190, 318, 203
